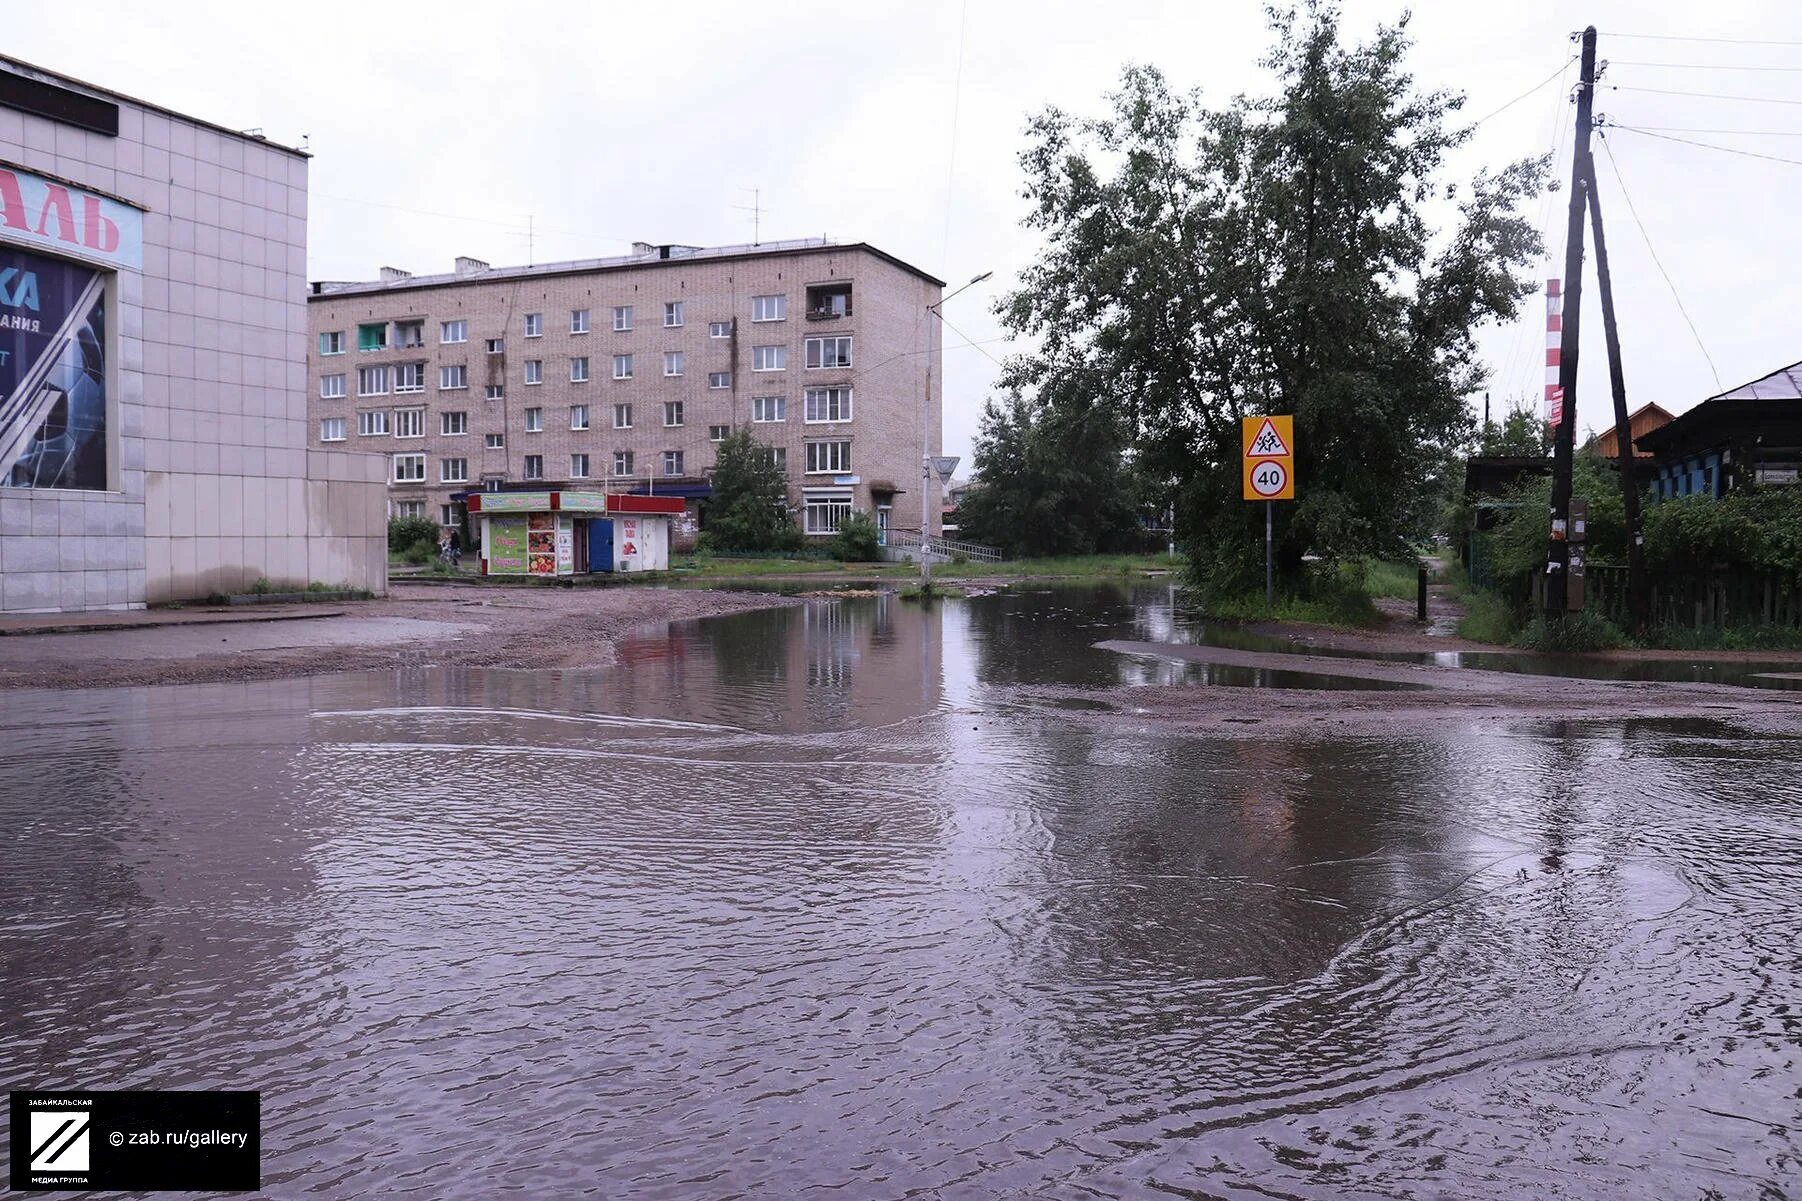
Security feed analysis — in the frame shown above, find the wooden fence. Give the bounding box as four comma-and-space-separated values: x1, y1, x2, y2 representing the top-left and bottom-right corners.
1587, 566, 1802, 629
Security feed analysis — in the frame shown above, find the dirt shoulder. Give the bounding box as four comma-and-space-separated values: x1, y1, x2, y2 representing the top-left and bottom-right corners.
0, 583, 801, 691
1076, 638, 1802, 737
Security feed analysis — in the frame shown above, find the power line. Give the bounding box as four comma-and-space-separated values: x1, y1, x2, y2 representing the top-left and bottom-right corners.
936, 311, 1008, 370
1617, 125, 1802, 135
1609, 84, 1802, 105
1609, 122, 1802, 167
1468, 58, 1577, 128
1497, 56, 1575, 406
1600, 31, 1802, 47
1611, 60, 1802, 72
1596, 135, 1722, 389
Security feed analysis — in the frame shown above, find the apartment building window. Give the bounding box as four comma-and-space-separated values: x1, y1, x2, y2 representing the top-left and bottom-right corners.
613, 450, 634, 476
358, 410, 390, 437
319, 330, 345, 355
613, 403, 633, 429
804, 494, 854, 535
613, 353, 633, 380
486, 337, 504, 355
485, 432, 505, 449
753, 345, 786, 372
320, 374, 346, 399
393, 452, 426, 482
612, 305, 633, 331
394, 500, 425, 519
805, 440, 852, 474
752, 395, 786, 422
357, 365, 390, 396
441, 411, 469, 436
524, 454, 544, 480
524, 359, 542, 384
485, 384, 504, 400
663, 450, 684, 476
395, 408, 424, 439
664, 301, 684, 328
571, 404, 590, 430
805, 336, 853, 369
664, 351, 684, 377
708, 371, 730, 389
804, 386, 853, 423
395, 362, 426, 393
709, 424, 729, 441
709, 320, 731, 338
395, 320, 424, 348
763, 445, 788, 471
663, 400, 684, 427
439, 364, 468, 390
752, 294, 785, 322
441, 457, 469, 483
570, 453, 590, 478
357, 322, 388, 351
524, 407, 543, 432
441, 504, 459, 525
441, 320, 468, 344
524, 312, 543, 337
319, 417, 346, 442
571, 308, 590, 335
571, 356, 590, 383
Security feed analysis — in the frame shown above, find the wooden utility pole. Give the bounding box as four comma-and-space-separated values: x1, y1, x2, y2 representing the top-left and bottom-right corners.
1581, 152, 1650, 631
1545, 26, 1598, 616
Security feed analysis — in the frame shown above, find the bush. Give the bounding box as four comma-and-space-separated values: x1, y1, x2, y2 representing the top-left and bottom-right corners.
1513, 610, 1627, 653
250, 576, 273, 595
831, 511, 883, 562
388, 516, 440, 554
401, 542, 432, 566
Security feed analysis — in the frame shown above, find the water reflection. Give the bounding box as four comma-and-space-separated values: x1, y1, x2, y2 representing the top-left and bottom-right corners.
0, 586, 1796, 1199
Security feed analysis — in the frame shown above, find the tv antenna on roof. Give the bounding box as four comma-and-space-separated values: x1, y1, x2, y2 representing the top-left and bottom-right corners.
732, 189, 768, 245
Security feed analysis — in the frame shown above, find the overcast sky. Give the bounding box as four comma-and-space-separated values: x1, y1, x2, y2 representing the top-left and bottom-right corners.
11, 0, 1802, 464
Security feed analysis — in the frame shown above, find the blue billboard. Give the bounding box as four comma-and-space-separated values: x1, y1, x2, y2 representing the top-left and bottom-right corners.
0, 246, 107, 491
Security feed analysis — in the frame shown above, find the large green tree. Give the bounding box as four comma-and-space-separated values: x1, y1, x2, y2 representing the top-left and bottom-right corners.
701, 430, 801, 552
956, 372, 1152, 558
999, 3, 1545, 592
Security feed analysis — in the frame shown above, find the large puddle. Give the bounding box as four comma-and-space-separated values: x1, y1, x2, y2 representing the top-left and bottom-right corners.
1, 584, 1797, 1198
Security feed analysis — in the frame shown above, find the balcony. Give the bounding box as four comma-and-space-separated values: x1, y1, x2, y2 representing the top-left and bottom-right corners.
805, 283, 852, 321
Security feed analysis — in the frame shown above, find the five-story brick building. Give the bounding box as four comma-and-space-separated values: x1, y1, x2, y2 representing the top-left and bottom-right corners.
307, 238, 945, 543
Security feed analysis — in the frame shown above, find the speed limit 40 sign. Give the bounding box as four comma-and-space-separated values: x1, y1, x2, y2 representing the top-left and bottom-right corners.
1241, 415, 1296, 501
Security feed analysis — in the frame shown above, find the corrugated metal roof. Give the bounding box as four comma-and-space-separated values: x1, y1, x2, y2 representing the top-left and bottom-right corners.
1712, 361, 1802, 401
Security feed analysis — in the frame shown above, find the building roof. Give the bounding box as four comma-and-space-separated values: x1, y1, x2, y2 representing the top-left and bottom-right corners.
1709, 359, 1802, 401
0, 54, 309, 158
1636, 359, 1802, 457
309, 239, 946, 299
1588, 401, 1676, 459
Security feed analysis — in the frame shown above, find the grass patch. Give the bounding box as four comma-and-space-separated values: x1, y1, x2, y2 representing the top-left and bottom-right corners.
1196, 562, 1380, 628
898, 581, 969, 600
1365, 559, 1423, 600
670, 552, 1182, 580
1512, 610, 1628, 652
1640, 623, 1802, 651
1456, 589, 1520, 644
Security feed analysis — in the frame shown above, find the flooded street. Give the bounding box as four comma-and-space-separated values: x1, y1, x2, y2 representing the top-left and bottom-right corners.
2, 585, 1798, 1198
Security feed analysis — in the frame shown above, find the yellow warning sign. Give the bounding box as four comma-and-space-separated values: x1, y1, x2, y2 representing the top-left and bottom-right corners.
1242, 415, 1296, 501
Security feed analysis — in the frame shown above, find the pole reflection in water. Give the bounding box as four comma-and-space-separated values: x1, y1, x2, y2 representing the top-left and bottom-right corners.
0, 584, 1796, 1199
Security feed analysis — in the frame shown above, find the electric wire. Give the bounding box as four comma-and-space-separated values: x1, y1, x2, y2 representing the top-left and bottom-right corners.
1609, 123, 1802, 167
1467, 58, 1577, 128
1608, 84, 1802, 106
1596, 135, 1723, 389
1610, 60, 1802, 72
1497, 55, 1574, 408
1599, 31, 1802, 47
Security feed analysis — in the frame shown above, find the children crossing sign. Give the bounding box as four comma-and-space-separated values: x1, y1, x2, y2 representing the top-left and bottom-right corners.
1241, 415, 1296, 501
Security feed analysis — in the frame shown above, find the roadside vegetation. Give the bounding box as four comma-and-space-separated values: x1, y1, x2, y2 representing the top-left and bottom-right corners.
1451, 452, 1802, 651
671, 551, 1181, 580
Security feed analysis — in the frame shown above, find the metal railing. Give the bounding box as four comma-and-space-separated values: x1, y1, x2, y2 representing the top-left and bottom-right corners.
882, 530, 1004, 563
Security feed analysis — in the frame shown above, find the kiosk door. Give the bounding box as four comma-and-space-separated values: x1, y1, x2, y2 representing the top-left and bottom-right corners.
588, 518, 614, 573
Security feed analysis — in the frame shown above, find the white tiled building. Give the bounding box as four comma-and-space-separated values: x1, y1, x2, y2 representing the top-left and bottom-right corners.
0, 56, 387, 612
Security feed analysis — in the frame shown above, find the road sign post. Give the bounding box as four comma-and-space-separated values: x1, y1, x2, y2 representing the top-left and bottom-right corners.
1242, 415, 1296, 609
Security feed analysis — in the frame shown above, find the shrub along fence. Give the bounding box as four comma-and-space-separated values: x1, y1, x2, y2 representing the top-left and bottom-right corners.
1588, 566, 1802, 629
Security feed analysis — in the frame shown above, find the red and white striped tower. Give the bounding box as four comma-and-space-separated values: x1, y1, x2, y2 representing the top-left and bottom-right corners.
1545, 278, 1564, 428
